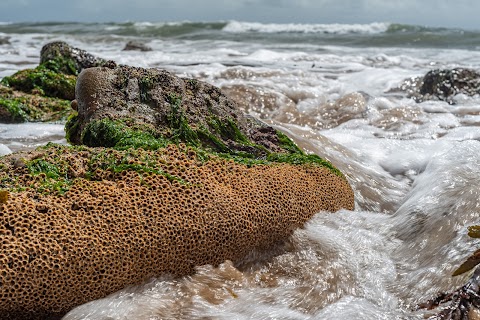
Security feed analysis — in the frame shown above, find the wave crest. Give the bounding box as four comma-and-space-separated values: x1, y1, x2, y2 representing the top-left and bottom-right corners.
222, 21, 391, 34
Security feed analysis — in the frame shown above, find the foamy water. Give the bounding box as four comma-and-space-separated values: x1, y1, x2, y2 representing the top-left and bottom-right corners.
1, 21, 480, 319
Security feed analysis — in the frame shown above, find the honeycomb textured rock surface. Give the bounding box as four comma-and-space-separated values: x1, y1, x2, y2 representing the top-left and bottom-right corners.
0, 144, 354, 319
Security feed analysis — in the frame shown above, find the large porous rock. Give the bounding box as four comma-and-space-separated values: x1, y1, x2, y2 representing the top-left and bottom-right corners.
0, 64, 355, 319
0, 144, 354, 319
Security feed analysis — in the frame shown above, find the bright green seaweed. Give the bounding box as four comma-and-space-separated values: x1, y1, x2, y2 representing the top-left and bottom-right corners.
71, 116, 344, 179
1, 65, 76, 101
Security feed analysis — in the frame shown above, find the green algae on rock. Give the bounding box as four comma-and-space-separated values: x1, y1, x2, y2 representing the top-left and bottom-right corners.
0, 84, 71, 122
0, 41, 108, 123
68, 65, 345, 177
1, 65, 76, 101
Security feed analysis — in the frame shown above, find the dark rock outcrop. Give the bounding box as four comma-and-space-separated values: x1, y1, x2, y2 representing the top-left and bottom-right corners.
419, 68, 480, 102
122, 40, 152, 52
395, 68, 480, 104
67, 65, 316, 162
40, 41, 106, 75
0, 36, 10, 45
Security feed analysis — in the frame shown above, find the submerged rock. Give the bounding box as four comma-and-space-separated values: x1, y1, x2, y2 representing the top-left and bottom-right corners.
0, 64, 354, 318
122, 40, 152, 52
419, 68, 480, 103
418, 266, 480, 319
0, 36, 10, 45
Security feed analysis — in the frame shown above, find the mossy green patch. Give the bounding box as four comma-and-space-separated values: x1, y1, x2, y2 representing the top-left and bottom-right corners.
0, 143, 191, 195
1, 65, 76, 100
26, 158, 72, 194
208, 116, 250, 145
76, 117, 345, 179
81, 118, 169, 150
268, 153, 344, 178
88, 151, 188, 185
27, 159, 62, 179
196, 125, 231, 153
0, 97, 28, 122
42, 56, 78, 75
167, 93, 200, 145
65, 112, 80, 143
276, 130, 303, 154
0, 86, 72, 123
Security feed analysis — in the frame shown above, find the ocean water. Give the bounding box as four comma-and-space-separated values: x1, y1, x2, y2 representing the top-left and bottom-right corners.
1, 21, 480, 319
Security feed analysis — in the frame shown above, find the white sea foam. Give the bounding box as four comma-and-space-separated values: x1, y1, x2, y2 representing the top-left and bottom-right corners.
0, 144, 11, 155
0, 123, 66, 152
223, 21, 391, 34
132, 21, 187, 27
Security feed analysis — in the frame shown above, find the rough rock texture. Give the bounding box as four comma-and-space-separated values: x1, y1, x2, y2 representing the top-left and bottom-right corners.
0, 144, 354, 319
40, 41, 106, 75
395, 68, 480, 104
68, 65, 305, 159
0, 63, 355, 319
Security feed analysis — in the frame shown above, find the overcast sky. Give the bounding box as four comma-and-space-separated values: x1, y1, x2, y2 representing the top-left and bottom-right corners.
0, 0, 479, 30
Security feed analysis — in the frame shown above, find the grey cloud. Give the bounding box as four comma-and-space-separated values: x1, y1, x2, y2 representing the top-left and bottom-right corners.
0, 0, 478, 29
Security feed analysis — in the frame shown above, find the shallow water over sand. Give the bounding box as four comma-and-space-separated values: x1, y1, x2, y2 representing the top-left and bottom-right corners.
1, 21, 480, 319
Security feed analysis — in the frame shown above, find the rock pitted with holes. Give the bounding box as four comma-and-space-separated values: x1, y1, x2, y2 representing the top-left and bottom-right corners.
0, 64, 354, 319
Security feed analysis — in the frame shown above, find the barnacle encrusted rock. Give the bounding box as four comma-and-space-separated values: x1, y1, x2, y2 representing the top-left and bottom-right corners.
0, 64, 355, 319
